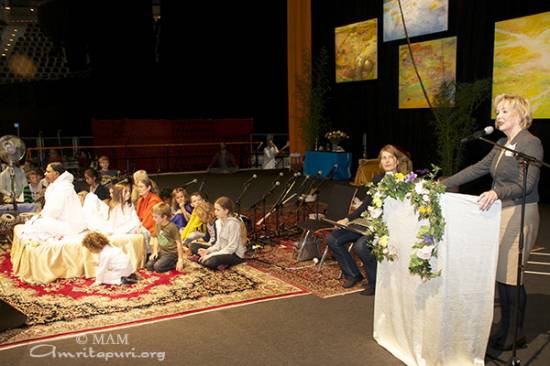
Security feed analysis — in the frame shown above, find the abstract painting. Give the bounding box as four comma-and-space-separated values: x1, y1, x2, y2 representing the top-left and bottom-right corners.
399, 36, 457, 109
492, 11, 550, 118
335, 18, 377, 83
384, 0, 448, 42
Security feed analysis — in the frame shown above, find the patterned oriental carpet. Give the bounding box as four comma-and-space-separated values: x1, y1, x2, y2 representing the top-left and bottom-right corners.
0, 246, 307, 350
247, 238, 365, 299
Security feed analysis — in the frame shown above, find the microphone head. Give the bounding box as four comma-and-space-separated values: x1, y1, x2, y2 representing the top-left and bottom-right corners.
333, 164, 338, 169
252, 174, 257, 179
274, 181, 281, 186
484, 126, 494, 135
193, 179, 198, 183
279, 172, 284, 177
317, 170, 323, 175
294, 172, 302, 177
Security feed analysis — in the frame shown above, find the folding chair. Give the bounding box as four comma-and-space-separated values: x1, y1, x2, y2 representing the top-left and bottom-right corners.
295, 183, 357, 263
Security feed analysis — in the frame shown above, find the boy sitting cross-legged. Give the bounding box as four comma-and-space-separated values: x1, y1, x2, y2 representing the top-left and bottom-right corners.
146, 202, 185, 273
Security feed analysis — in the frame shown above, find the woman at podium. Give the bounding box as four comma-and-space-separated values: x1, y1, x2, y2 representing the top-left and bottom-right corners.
442, 94, 543, 351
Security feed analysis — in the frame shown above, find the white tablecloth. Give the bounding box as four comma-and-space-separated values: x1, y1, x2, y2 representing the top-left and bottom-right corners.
374, 193, 501, 366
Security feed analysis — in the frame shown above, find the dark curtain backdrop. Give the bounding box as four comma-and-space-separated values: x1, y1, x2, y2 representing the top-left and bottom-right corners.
312, 0, 550, 202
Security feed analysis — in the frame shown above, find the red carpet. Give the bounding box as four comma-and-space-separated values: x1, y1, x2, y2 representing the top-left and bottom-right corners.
0, 245, 307, 350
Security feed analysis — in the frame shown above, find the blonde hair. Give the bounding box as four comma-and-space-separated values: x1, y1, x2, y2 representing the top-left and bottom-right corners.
82, 232, 110, 253
152, 202, 171, 217
171, 187, 189, 211
133, 169, 149, 183
194, 201, 216, 224
494, 94, 533, 129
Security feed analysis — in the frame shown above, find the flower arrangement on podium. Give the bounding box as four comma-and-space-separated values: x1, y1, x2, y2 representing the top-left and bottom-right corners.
361, 166, 446, 281
324, 130, 349, 152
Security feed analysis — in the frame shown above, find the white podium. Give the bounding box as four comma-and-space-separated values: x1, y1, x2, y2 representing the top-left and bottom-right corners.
373, 193, 501, 366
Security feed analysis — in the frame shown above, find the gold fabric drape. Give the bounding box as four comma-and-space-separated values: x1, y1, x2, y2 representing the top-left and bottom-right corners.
11, 225, 146, 284
287, 0, 311, 155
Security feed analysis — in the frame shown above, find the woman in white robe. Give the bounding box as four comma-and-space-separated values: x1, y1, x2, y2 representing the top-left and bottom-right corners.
23, 164, 86, 238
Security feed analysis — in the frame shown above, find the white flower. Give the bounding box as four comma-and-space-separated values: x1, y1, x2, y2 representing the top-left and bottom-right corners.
405, 193, 412, 200
416, 245, 434, 260
389, 247, 398, 257
368, 206, 383, 219
383, 248, 389, 255
422, 194, 430, 202
415, 182, 428, 195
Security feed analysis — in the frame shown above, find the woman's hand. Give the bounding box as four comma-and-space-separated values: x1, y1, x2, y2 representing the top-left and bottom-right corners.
477, 190, 498, 211
337, 218, 350, 226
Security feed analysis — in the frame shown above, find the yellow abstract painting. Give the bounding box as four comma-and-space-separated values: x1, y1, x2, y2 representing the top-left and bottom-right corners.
399, 36, 457, 109
492, 11, 550, 118
335, 18, 377, 83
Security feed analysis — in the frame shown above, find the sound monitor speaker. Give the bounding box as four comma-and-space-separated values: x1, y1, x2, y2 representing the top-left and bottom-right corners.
0, 299, 27, 332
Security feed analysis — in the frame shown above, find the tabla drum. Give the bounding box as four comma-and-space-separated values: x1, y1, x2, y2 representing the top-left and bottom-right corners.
18, 212, 38, 224
0, 213, 17, 243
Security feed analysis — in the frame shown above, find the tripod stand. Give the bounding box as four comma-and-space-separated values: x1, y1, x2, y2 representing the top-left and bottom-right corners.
479, 136, 549, 365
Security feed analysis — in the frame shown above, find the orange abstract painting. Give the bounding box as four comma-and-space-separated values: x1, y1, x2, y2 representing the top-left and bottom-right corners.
399, 36, 457, 109
335, 18, 377, 83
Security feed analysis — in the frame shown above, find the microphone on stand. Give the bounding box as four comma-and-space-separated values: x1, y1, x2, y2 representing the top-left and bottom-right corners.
198, 180, 206, 193
243, 174, 258, 186
255, 142, 264, 152
460, 126, 494, 144
326, 164, 338, 179
183, 178, 198, 187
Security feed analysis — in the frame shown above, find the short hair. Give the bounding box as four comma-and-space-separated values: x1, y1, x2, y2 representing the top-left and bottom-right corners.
49, 162, 65, 175
494, 94, 533, 129
98, 155, 109, 162
159, 187, 172, 201
152, 202, 171, 217
82, 232, 110, 252
26, 169, 41, 178
84, 168, 100, 181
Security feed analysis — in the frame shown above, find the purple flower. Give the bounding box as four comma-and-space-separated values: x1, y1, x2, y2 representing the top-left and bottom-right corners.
405, 172, 417, 183
415, 168, 430, 176
423, 234, 434, 244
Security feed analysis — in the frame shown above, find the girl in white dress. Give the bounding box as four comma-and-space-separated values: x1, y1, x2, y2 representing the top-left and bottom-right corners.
82, 232, 137, 285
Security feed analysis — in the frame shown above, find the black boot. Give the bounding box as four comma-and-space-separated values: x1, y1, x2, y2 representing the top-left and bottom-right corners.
490, 283, 527, 351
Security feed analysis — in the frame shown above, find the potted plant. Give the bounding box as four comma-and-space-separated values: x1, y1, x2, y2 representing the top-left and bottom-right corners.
296, 47, 331, 151
431, 78, 492, 177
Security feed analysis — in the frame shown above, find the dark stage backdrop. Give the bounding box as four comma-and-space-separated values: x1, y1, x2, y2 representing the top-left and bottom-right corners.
311, 0, 550, 202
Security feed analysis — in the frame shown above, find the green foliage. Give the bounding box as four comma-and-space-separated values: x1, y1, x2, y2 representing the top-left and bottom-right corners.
296, 47, 331, 150
432, 79, 492, 176
361, 167, 446, 281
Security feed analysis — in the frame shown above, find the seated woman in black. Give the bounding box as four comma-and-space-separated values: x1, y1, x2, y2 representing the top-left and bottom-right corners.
327, 144, 410, 295
84, 168, 110, 201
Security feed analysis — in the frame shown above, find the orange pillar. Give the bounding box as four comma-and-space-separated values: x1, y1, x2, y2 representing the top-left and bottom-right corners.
287, 0, 311, 156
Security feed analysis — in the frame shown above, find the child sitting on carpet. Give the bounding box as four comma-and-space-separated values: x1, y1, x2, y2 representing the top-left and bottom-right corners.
187, 200, 216, 252
82, 232, 138, 286
170, 187, 193, 229
146, 202, 185, 273
194, 196, 247, 270
180, 191, 207, 241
